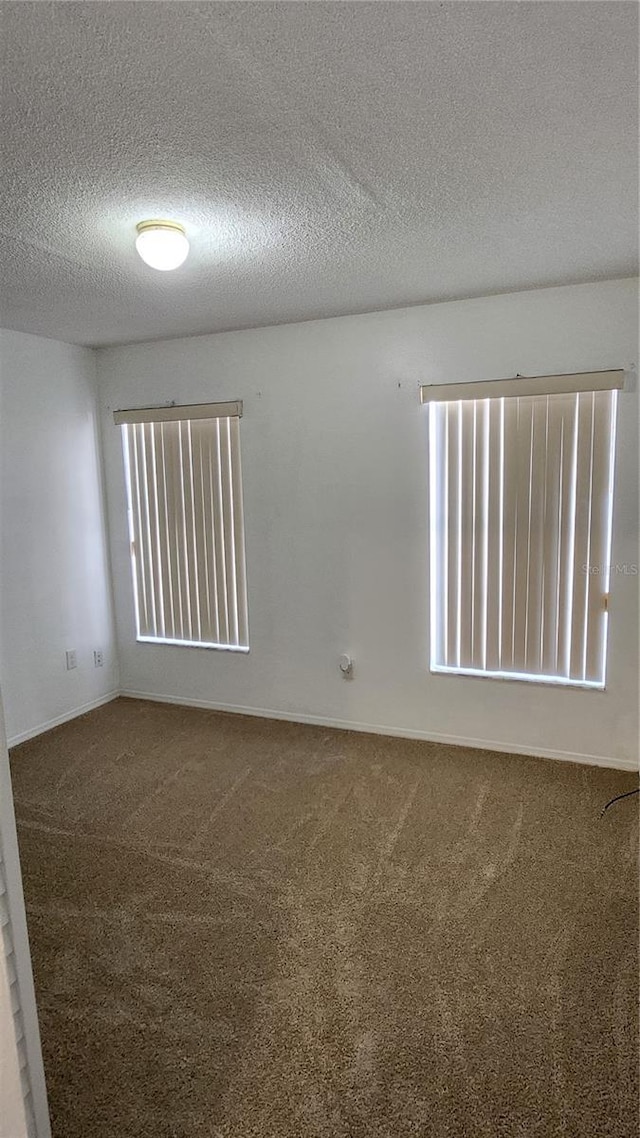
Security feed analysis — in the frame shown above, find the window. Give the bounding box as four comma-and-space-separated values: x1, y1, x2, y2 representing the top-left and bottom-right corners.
115, 401, 249, 651
422, 371, 623, 688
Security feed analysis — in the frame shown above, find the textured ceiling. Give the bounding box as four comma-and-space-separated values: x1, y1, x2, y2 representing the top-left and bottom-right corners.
0, 1, 637, 348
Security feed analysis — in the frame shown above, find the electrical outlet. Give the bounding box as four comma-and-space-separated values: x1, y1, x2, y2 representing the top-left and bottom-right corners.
93, 649, 104, 667
65, 650, 77, 671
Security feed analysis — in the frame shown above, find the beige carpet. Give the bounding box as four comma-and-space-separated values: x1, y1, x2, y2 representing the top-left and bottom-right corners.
10, 697, 639, 1138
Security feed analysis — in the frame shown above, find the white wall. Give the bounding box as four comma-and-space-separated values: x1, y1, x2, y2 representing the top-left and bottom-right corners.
97, 280, 639, 770
0, 331, 117, 745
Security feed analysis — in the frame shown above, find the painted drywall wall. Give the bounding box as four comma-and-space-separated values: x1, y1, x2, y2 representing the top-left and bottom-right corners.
97, 280, 639, 769
0, 331, 117, 745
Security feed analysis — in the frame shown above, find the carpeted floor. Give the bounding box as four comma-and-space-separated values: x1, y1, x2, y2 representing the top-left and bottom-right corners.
9, 697, 639, 1138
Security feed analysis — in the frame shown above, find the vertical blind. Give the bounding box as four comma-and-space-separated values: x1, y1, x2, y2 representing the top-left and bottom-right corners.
426, 382, 619, 686
119, 405, 249, 650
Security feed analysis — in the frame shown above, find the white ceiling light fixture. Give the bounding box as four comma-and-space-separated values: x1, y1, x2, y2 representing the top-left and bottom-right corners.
135, 219, 189, 271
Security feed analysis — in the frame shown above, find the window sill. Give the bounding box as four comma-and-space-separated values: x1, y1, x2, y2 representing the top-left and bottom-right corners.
136, 636, 250, 653
430, 664, 605, 690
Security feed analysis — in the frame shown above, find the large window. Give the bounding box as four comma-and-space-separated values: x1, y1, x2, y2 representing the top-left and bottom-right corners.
115, 401, 249, 651
422, 371, 623, 688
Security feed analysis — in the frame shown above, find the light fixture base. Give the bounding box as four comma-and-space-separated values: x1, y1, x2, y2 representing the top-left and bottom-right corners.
136, 219, 186, 238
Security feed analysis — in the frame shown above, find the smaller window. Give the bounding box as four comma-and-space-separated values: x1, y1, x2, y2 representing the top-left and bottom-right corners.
116, 401, 249, 651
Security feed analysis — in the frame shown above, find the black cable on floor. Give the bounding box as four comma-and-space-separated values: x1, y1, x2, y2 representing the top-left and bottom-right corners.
599, 787, 640, 818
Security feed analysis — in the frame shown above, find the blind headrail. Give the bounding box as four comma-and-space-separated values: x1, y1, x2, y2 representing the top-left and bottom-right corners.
419, 370, 625, 405
114, 400, 243, 425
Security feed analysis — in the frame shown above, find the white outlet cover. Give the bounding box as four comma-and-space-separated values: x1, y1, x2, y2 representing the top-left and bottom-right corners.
65, 650, 77, 670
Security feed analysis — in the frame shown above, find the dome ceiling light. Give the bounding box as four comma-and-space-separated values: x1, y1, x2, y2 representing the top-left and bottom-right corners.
135, 220, 189, 271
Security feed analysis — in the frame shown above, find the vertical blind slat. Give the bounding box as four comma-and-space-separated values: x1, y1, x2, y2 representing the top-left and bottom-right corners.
221, 418, 239, 646
181, 421, 201, 643
499, 397, 519, 671
213, 419, 230, 644
173, 422, 191, 640
473, 401, 482, 670
190, 421, 213, 645
142, 423, 164, 639
151, 423, 172, 639
230, 417, 249, 648
569, 394, 595, 679
162, 421, 184, 640
128, 425, 150, 636
158, 425, 177, 641
512, 399, 534, 672
459, 402, 474, 667
525, 397, 548, 673
121, 414, 248, 649
438, 406, 449, 666
584, 391, 613, 682
140, 425, 159, 637
203, 425, 221, 644
430, 404, 447, 666
446, 403, 460, 667
472, 400, 488, 669
485, 399, 502, 672
541, 398, 563, 676
555, 397, 578, 677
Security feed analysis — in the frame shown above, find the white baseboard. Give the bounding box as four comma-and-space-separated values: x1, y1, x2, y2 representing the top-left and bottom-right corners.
9, 685, 637, 772
7, 691, 120, 748
120, 689, 639, 772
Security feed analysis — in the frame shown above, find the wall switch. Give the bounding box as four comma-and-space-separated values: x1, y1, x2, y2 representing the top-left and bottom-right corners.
65, 650, 77, 670
93, 649, 104, 667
